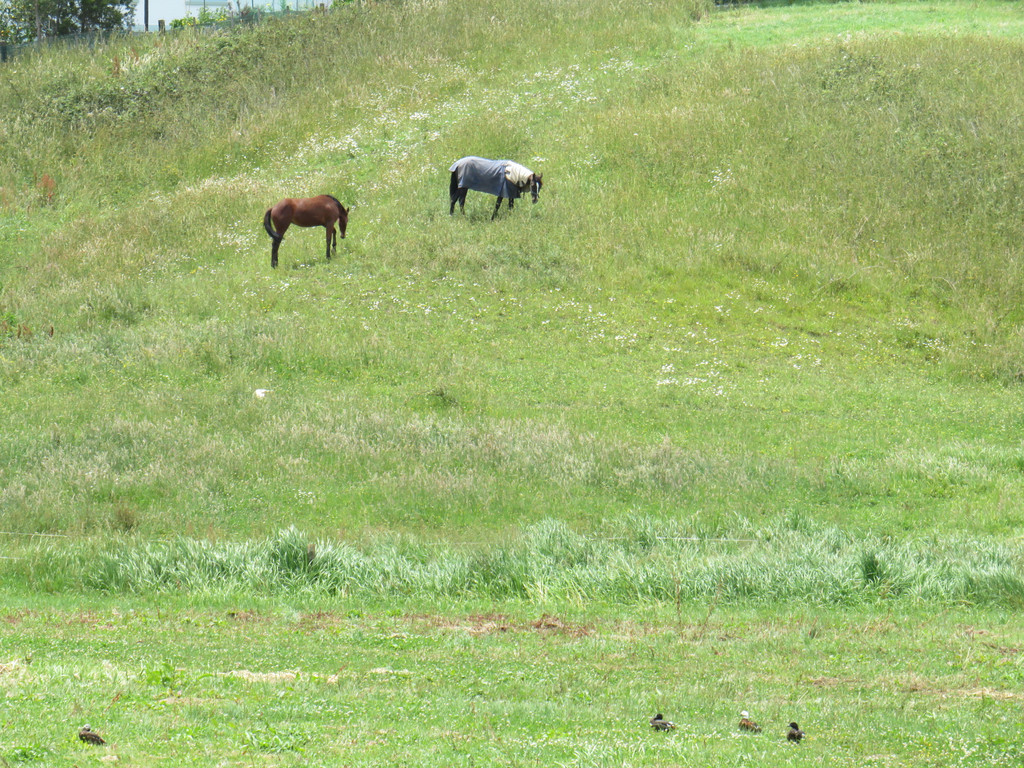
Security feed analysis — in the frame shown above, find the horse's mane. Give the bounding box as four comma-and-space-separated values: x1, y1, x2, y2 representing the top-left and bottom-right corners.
326, 195, 345, 215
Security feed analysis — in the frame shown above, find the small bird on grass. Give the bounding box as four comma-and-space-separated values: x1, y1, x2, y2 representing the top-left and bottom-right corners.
78, 725, 106, 745
787, 722, 805, 743
738, 711, 761, 733
650, 713, 677, 731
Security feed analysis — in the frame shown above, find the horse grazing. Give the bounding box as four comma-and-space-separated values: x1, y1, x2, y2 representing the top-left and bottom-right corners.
263, 195, 348, 268
449, 156, 543, 219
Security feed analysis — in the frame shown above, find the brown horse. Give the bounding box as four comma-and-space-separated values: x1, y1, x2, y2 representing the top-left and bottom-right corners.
263, 195, 348, 268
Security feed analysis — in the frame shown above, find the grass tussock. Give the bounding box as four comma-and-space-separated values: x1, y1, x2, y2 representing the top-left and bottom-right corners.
10, 519, 1024, 607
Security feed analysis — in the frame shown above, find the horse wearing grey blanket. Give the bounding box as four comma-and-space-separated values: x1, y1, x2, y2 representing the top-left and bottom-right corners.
449, 156, 543, 219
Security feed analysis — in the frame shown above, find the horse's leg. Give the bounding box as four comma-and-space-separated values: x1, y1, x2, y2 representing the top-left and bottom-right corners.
271, 217, 290, 269
325, 225, 333, 262
451, 188, 466, 215
492, 195, 503, 220
270, 217, 290, 270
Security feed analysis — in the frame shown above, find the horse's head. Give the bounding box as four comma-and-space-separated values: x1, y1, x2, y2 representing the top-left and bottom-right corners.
531, 173, 543, 204
338, 204, 349, 238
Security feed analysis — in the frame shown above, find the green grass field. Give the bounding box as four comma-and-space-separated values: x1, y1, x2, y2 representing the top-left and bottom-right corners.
0, 596, 1021, 767
1, 0, 1024, 764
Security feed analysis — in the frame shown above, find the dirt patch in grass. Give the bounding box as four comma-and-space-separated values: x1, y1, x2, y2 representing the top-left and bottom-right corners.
226, 609, 264, 623
160, 695, 222, 706
0, 658, 29, 678
961, 688, 1024, 700
218, 669, 299, 683
296, 611, 355, 630
980, 641, 1022, 656
810, 676, 856, 688
0, 610, 39, 624
901, 675, 1023, 700
530, 613, 592, 637
413, 612, 593, 638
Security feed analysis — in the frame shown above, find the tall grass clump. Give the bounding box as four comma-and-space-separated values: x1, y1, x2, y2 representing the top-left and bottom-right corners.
9, 519, 1024, 607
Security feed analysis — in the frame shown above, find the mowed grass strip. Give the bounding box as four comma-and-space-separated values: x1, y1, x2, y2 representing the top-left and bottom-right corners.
0, 599, 1021, 767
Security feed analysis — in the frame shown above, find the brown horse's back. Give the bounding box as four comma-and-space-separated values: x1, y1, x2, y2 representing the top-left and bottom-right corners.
296, 196, 339, 227
270, 196, 345, 230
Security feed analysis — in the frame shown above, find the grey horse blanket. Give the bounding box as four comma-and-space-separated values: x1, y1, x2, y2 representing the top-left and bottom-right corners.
450, 156, 533, 200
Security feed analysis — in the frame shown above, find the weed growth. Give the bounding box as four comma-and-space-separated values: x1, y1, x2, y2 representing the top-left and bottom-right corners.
8, 520, 1023, 607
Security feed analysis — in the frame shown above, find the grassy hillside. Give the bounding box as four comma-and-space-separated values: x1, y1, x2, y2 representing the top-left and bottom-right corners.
2, 0, 1024, 552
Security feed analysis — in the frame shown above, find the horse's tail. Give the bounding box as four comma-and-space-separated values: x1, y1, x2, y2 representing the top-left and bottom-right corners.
263, 209, 283, 243
449, 169, 459, 198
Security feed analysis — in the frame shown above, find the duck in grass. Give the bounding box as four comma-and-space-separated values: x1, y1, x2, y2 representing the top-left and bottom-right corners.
649, 713, 677, 731
738, 711, 761, 733
787, 722, 805, 743
78, 725, 106, 745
